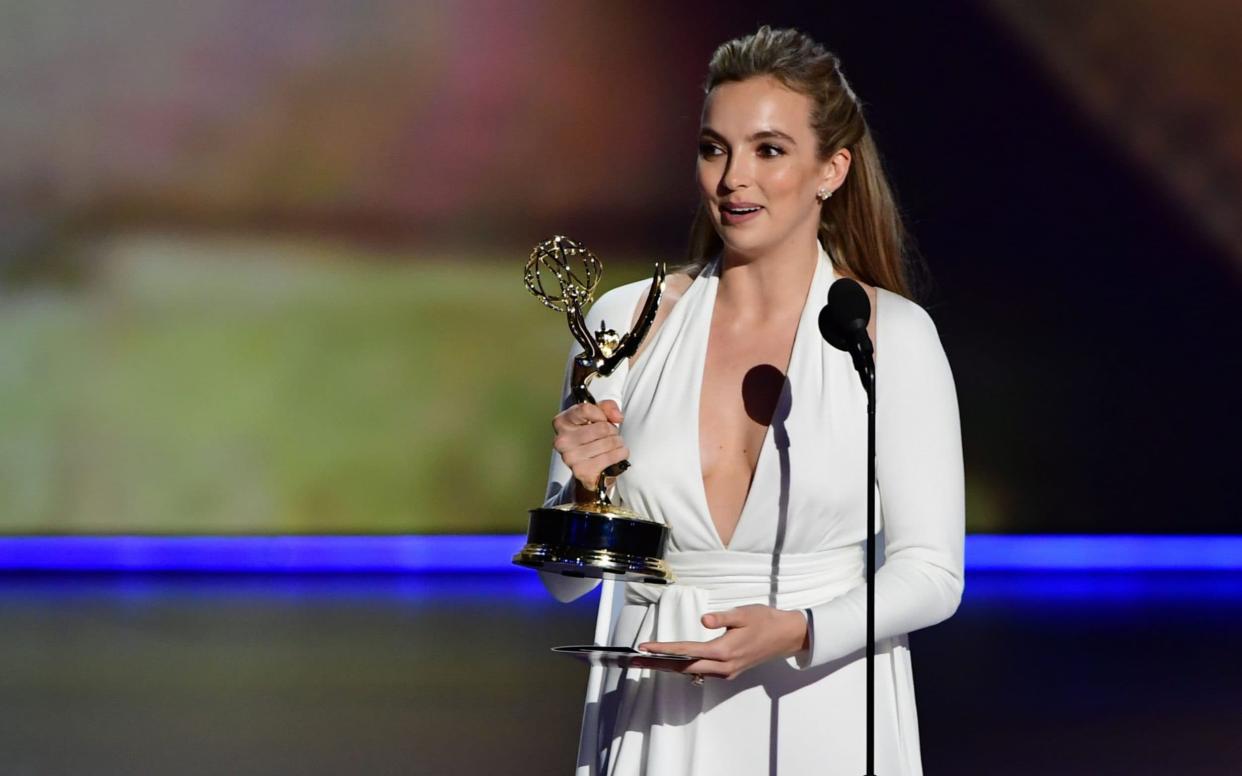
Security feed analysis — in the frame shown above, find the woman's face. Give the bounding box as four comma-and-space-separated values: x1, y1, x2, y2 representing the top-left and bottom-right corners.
697, 75, 840, 259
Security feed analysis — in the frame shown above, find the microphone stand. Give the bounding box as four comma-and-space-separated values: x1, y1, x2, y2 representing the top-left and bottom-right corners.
862, 356, 876, 776
818, 276, 878, 775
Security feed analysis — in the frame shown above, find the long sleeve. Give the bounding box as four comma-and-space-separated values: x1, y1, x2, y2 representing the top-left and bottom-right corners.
798, 293, 965, 669
536, 281, 647, 604
540, 342, 589, 510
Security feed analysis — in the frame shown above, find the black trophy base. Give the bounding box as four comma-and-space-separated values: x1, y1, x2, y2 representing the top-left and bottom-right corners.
513, 503, 672, 584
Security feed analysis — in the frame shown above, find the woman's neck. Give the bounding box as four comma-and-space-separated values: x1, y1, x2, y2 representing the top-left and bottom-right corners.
716, 233, 819, 324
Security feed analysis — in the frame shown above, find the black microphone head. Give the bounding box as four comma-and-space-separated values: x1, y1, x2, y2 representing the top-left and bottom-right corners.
818, 278, 871, 352
817, 306, 850, 351
828, 278, 871, 331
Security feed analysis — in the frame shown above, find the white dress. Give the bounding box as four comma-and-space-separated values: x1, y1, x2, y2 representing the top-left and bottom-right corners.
540, 243, 964, 775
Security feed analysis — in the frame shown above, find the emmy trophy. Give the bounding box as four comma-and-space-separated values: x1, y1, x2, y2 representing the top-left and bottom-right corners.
512, 236, 674, 584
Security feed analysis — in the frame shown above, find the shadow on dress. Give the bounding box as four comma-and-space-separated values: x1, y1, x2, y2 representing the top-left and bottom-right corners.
757, 366, 792, 776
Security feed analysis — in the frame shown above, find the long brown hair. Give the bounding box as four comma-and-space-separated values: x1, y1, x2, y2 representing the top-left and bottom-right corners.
687, 26, 918, 299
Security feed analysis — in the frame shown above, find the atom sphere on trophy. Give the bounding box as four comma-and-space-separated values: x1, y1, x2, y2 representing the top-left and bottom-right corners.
524, 235, 603, 314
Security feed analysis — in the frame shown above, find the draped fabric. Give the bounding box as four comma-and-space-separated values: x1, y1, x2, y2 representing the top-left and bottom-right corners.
540, 243, 964, 775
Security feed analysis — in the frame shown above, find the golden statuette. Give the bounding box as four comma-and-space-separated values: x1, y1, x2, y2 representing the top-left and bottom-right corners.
512, 236, 673, 584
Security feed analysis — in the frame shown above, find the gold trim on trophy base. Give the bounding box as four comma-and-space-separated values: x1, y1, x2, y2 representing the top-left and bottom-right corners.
513, 542, 673, 585
549, 501, 642, 519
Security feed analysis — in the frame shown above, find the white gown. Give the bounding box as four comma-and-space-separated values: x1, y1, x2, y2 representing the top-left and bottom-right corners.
540, 243, 964, 775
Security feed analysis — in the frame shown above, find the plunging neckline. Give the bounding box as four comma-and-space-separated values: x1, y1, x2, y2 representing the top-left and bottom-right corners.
691, 250, 826, 551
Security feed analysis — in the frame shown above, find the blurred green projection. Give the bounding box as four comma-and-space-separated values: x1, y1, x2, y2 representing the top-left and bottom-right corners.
0, 233, 653, 535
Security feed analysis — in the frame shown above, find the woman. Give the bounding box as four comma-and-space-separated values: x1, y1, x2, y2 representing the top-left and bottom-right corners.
541, 26, 963, 775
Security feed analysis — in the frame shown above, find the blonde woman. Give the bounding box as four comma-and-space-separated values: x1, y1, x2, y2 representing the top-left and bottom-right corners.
543, 26, 964, 775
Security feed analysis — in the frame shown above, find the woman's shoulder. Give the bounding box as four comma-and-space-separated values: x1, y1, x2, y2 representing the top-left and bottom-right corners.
876, 287, 939, 338
875, 287, 953, 376
583, 278, 651, 330
583, 270, 693, 368
586, 270, 695, 330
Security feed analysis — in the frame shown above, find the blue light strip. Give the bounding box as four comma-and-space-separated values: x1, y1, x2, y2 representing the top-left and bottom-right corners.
0, 535, 521, 572
966, 534, 1242, 570
0, 535, 1238, 572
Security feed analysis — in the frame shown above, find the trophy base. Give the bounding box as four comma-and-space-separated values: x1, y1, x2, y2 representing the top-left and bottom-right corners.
513, 503, 673, 584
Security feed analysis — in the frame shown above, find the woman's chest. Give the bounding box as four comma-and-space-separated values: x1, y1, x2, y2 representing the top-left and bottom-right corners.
619, 335, 874, 550
697, 315, 800, 487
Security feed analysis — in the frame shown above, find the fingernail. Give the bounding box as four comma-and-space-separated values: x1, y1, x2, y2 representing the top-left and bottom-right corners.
618, 461, 631, 472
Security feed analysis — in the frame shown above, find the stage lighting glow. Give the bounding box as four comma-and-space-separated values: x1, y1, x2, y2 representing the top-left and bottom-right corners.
0, 536, 521, 572
0, 535, 1239, 572
965, 535, 1242, 570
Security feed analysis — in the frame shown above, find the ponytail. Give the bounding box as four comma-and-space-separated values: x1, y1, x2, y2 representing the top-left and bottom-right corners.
818, 129, 910, 295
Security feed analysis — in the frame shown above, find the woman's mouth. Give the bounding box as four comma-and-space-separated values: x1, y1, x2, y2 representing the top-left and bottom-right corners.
719, 202, 763, 225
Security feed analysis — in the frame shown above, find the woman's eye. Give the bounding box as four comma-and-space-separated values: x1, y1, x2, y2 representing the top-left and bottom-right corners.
698, 142, 723, 158
758, 143, 785, 158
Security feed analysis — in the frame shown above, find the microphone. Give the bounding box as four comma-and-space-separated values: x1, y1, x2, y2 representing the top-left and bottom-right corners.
818, 278, 874, 389
818, 277, 881, 775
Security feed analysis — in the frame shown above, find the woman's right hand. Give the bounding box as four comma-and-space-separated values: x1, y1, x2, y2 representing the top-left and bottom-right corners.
552, 399, 629, 492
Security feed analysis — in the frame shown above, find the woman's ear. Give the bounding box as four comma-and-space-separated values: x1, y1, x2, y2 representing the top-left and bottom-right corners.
821, 147, 852, 193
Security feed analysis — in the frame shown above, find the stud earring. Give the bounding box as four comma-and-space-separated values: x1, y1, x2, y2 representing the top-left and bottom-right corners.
816, 188, 832, 202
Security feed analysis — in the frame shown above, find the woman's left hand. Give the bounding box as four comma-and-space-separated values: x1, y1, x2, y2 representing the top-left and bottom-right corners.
637, 604, 809, 681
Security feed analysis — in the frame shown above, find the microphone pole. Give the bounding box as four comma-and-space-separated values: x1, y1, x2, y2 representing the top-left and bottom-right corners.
818, 278, 877, 776
864, 345, 876, 776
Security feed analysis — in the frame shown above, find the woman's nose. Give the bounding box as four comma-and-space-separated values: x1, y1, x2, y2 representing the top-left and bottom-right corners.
722, 160, 751, 192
